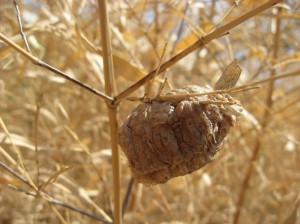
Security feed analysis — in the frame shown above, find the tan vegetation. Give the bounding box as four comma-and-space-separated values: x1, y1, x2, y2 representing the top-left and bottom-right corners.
0, 0, 299, 223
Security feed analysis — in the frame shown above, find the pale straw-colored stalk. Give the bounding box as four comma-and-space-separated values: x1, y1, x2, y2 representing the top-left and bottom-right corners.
98, 1, 122, 224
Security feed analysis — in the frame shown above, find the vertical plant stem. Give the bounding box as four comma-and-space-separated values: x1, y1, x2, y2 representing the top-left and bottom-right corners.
98, 0, 116, 96
98, 0, 122, 224
13, 1, 31, 53
233, 7, 282, 224
34, 93, 43, 187
107, 105, 121, 224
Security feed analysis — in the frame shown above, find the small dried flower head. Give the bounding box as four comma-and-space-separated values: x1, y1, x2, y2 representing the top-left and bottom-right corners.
118, 85, 243, 186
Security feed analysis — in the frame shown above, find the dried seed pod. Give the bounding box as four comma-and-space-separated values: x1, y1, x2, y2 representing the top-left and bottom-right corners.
118, 85, 243, 186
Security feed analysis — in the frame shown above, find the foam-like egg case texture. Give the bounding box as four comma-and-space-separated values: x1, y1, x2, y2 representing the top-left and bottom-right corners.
118, 85, 243, 186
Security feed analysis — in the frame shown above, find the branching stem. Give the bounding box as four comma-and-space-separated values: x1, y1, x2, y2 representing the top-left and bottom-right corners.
115, 0, 283, 103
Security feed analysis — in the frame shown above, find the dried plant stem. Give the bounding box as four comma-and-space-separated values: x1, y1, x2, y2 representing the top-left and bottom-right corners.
98, 1, 122, 224
144, 43, 168, 99
232, 69, 300, 90
156, 86, 259, 101
115, 0, 283, 102
233, 7, 282, 224
34, 93, 43, 187
212, 0, 243, 30
0, 32, 113, 102
122, 177, 135, 216
99, 3, 116, 96
159, 67, 300, 102
13, 1, 31, 53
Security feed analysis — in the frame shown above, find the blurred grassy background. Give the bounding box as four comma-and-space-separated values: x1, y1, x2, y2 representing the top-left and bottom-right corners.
0, 0, 299, 223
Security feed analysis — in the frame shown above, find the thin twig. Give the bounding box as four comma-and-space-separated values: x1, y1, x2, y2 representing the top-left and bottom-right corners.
46, 196, 112, 224
38, 60, 114, 101
231, 69, 300, 91
144, 43, 168, 99
115, 0, 283, 102
122, 177, 135, 216
13, 1, 31, 53
34, 93, 43, 187
0, 161, 34, 189
210, 0, 244, 31
8, 185, 37, 197
0, 33, 113, 102
170, 68, 300, 100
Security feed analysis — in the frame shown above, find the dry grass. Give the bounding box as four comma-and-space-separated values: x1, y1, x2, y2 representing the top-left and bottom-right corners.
0, 0, 300, 223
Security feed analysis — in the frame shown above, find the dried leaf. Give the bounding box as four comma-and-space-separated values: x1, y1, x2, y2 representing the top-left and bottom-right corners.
0, 132, 35, 150
214, 59, 242, 90
80, 32, 146, 82
112, 54, 146, 82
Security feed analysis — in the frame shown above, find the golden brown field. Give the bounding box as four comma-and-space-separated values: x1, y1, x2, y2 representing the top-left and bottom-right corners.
0, 0, 299, 223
